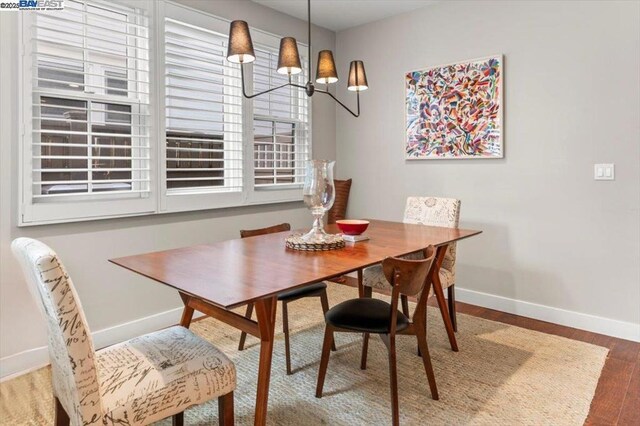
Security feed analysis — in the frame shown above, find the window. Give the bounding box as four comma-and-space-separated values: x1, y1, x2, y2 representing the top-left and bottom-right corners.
37, 96, 135, 196
19, 1, 311, 225
164, 18, 242, 195
22, 0, 152, 224
253, 47, 310, 187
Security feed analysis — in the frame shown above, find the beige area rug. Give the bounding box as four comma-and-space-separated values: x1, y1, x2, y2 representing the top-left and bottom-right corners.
0, 284, 608, 425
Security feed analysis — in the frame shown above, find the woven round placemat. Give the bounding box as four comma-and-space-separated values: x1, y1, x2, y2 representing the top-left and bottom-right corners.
285, 233, 345, 251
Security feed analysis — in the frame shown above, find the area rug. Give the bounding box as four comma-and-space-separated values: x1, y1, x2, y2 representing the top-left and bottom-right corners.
0, 284, 608, 425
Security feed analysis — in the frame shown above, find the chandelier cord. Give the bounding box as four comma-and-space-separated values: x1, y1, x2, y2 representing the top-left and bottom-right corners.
308, 0, 312, 82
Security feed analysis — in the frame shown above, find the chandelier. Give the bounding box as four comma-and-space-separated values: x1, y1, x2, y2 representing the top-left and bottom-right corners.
225, 0, 368, 117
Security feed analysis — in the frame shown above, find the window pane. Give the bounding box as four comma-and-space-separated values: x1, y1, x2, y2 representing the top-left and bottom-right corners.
253, 46, 309, 186
37, 60, 84, 91
36, 97, 136, 195
166, 132, 225, 189
105, 70, 128, 97
38, 97, 88, 195
91, 103, 132, 189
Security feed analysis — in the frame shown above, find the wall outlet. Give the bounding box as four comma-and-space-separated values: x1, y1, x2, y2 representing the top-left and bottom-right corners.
594, 164, 615, 180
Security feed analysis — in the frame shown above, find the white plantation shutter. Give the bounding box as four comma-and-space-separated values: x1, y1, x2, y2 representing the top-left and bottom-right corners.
164, 18, 243, 194
29, 0, 151, 201
253, 46, 310, 187
18, 1, 310, 225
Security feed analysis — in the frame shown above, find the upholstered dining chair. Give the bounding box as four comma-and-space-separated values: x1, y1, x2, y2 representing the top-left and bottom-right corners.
237, 223, 336, 375
11, 238, 236, 426
316, 247, 439, 426
361, 197, 462, 333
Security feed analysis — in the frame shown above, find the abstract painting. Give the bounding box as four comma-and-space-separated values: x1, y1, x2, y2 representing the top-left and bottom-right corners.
405, 55, 503, 159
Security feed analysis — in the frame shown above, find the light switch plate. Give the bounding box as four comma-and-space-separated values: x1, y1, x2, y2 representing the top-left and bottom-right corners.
594, 164, 615, 180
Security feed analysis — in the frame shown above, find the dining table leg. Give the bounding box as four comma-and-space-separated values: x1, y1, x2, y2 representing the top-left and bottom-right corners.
179, 292, 195, 328
253, 295, 278, 426
430, 245, 459, 352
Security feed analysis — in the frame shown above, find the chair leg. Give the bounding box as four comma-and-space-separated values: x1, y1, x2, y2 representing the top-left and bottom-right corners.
363, 286, 372, 299
387, 334, 400, 426
319, 290, 337, 351
282, 301, 292, 375
238, 302, 254, 351
401, 294, 410, 318
431, 256, 458, 352
361, 286, 373, 369
448, 285, 457, 332
218, 391, 234, 426
416, 328, 439, 400
172, 412, 184, 426
417, 302, 427, 357
360, 332, 370, 370
315, 325, 334, 398
54, 396, 70, 426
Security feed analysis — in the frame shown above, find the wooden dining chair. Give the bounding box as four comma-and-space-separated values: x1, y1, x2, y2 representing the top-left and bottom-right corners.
362, 197, 461, 338
12, 238, 236, 426
237, 223, 336, 375
316, 247, 439, 426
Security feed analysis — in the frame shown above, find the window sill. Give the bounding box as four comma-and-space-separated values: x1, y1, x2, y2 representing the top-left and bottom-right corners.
19, 195, 305, 227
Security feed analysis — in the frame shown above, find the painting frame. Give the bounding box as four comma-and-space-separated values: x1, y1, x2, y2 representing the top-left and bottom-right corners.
404, 54, 504, 160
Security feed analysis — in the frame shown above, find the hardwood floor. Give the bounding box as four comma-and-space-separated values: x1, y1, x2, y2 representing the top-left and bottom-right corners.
336, 276, 640, 425
459, 302, 640, 426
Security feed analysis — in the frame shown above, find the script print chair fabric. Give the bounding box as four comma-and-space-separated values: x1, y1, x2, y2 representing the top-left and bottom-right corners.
11, 238, 236, 426
237, 223, 336, 375
362, 197, 462, 332
316, 247, 439, 426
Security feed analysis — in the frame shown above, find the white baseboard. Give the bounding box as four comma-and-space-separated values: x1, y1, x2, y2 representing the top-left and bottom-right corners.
3, 288, 638, 381
0, 347, 50, 383
0, 306, 204, 382
455, 287, 640, 343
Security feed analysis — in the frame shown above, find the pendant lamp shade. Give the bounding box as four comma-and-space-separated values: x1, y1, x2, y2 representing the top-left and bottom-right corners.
315, 50, 338, 84
227, 20, 255, 64
347, 60, 368, 91
277, 37, 302, 75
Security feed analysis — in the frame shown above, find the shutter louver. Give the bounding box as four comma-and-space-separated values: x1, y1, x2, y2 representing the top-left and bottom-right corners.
164, 18, 243, 193
31, 0, 151, 199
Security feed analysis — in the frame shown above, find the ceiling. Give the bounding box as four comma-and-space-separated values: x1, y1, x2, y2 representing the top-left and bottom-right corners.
252, 0, 440, 32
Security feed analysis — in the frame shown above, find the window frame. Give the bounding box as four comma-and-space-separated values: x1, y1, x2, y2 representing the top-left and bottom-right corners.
18, 0, 312, 226
19, 0, 156, 225
251, 43, 311, 191
243, 35, 312, 206
159, 3, 246, 213
159, 1, 312, 213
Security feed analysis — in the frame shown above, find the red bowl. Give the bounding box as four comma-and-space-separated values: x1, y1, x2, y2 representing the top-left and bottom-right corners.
336, 219, 370, 235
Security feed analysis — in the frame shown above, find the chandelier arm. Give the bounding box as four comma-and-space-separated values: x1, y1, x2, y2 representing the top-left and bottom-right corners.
315, 89, 361, 118
239, 63, 294, 99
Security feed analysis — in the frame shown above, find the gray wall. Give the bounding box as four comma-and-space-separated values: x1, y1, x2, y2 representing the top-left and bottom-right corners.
334, 1, 640, 330
0, 0, 336, 371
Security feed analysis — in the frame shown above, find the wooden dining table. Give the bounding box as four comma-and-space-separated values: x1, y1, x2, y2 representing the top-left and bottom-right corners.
110, 219, 481, 426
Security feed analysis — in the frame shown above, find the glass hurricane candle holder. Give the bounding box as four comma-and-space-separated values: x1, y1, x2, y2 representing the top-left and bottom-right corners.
301, 160, 336, 243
